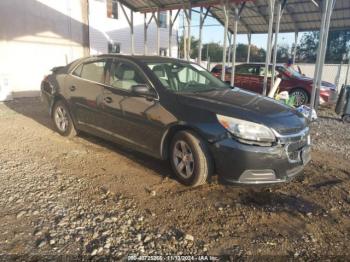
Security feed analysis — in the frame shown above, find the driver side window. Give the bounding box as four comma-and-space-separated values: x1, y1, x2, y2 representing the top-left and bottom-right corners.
108, 61, 146, 91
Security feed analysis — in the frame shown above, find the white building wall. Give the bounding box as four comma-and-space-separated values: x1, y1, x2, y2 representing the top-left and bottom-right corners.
0, 0, 88, 98
88, 0, 179, 57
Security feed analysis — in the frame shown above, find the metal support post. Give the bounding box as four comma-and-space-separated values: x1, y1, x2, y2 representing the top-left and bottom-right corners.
221, 1, 229, 81
247, 33, 251, 63
168, 9, 181, 58
292, 31, 299, 64
131, 10, 134, 54
197, 7, 211, 64
262, 0, 275, 96
144, 13, 147, 55
310, 0, 336, 119
271, 0, 283, 90
227, 32, 232, 64
198, 7, 203, 63
230, 18, 238, 86
144, 12, 156, 55
120, 3, 135, 55
183, 12, 187, 59
156, 10, 160, 55
169, 10, 172, 57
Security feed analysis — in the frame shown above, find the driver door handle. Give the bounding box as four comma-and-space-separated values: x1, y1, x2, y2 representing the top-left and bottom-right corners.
104, 96, 113, 103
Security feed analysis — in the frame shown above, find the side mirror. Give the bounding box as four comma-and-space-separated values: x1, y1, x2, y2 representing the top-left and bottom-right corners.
131, 84, 157, 99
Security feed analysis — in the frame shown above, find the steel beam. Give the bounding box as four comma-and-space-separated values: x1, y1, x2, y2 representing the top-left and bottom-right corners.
230, 18, 238, 86
271, 0, 283, 91
292, 31, 299, 64
310, 0, 336, 119
168, 9, 180, 57
262, 0, 275, 96
156, 10, 160, 55
221, 1, 229, 81
227, 32, 232, 64
247, 33, 251, 63
120, 3, 135, 55
197, 7, 211, 64
198, 7, 204, 63
183, 6, 192, 60
144, 13, 147, 55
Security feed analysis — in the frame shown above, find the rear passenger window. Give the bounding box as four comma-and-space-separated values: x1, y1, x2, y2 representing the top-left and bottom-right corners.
80, 61, 106, 84
236, 65, 258, 75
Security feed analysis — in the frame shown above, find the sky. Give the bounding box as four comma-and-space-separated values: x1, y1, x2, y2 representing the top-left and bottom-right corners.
178, 10, 305, 49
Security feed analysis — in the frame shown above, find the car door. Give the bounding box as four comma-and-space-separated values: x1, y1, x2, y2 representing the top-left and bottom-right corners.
256, 65, 272, 94
235, 64, 260, 92
100, 58, 163, 156
67, 59, 107, 128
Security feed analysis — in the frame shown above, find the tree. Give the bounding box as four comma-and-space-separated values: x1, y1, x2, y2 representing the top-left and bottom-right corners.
297, 30, 350, 63
228, 43, 266, 62
178, 35, 199, 59
276, 44, 290, 63
201, 42, 223, 62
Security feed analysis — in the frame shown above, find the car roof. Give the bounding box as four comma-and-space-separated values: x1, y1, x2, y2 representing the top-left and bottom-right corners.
238, 63, 285, 67
89, 54, 192, 64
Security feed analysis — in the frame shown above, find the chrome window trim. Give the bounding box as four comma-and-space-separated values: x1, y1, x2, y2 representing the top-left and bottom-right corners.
68, 57, 160, 101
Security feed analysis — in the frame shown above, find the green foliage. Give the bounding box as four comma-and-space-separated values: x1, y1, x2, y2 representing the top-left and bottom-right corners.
201, 42, 223, 62
297, 30, 350, 63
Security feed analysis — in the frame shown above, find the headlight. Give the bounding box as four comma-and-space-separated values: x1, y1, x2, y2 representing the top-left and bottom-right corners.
216, 114, 276, 143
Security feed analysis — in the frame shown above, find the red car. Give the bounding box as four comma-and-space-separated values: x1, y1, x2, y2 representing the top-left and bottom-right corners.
211, 63, 337, 106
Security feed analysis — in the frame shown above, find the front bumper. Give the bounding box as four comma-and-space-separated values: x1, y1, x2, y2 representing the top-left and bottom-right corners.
320, 89, 338, 104
210, 129, 311, 185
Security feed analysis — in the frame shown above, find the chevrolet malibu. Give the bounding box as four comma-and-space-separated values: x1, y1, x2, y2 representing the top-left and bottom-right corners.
41, 55, 311, 187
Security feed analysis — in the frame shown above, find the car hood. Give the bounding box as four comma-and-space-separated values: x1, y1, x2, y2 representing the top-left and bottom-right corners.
177, 88, 308, 135
295, 76, 336, 89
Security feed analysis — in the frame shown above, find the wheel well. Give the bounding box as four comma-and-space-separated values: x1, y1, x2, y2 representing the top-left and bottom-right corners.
50, 95, 68, 117
161, 125, 206, 160
289, 87, 310, 102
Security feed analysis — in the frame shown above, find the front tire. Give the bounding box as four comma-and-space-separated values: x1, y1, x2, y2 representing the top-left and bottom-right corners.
52, 100, 77, 137
170, 131, 213, 187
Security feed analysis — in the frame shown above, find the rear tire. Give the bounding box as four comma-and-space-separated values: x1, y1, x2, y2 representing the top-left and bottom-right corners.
289, 88, 309, 107
170, 131, 213, 187
52, 100, 77, 137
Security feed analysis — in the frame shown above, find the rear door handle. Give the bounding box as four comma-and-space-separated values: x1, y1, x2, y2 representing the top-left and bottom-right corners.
104, 96, 112, 103
69, 85, 76, 91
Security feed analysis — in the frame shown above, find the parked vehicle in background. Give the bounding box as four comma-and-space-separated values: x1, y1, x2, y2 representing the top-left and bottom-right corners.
42, 55, 310, 187
211, 63, 337, 106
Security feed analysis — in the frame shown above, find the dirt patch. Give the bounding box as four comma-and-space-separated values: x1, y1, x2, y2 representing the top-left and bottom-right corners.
0, 97, 349, 260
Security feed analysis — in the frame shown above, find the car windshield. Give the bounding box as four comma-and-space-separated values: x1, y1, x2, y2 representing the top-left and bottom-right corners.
278, 65, 304, 79
145, 61, 230, 93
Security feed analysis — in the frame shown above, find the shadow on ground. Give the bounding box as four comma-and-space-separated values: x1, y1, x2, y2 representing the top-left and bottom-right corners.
4, 97, 173, 181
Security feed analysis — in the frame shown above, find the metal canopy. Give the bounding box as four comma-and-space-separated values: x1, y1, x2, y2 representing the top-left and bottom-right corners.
120, 0, 350, 34
211, 0, 350, 34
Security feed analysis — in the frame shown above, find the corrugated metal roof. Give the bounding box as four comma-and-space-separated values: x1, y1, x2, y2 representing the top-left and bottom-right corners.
120, 0, 350, 34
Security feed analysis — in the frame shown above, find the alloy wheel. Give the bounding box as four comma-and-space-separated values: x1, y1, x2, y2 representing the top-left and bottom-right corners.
173, 140, 195, 179
54, 106, 69, 132
291, 90, 307, 107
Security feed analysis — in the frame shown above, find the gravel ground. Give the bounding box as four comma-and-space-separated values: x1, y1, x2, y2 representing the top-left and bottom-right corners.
0, 98, 349, 261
